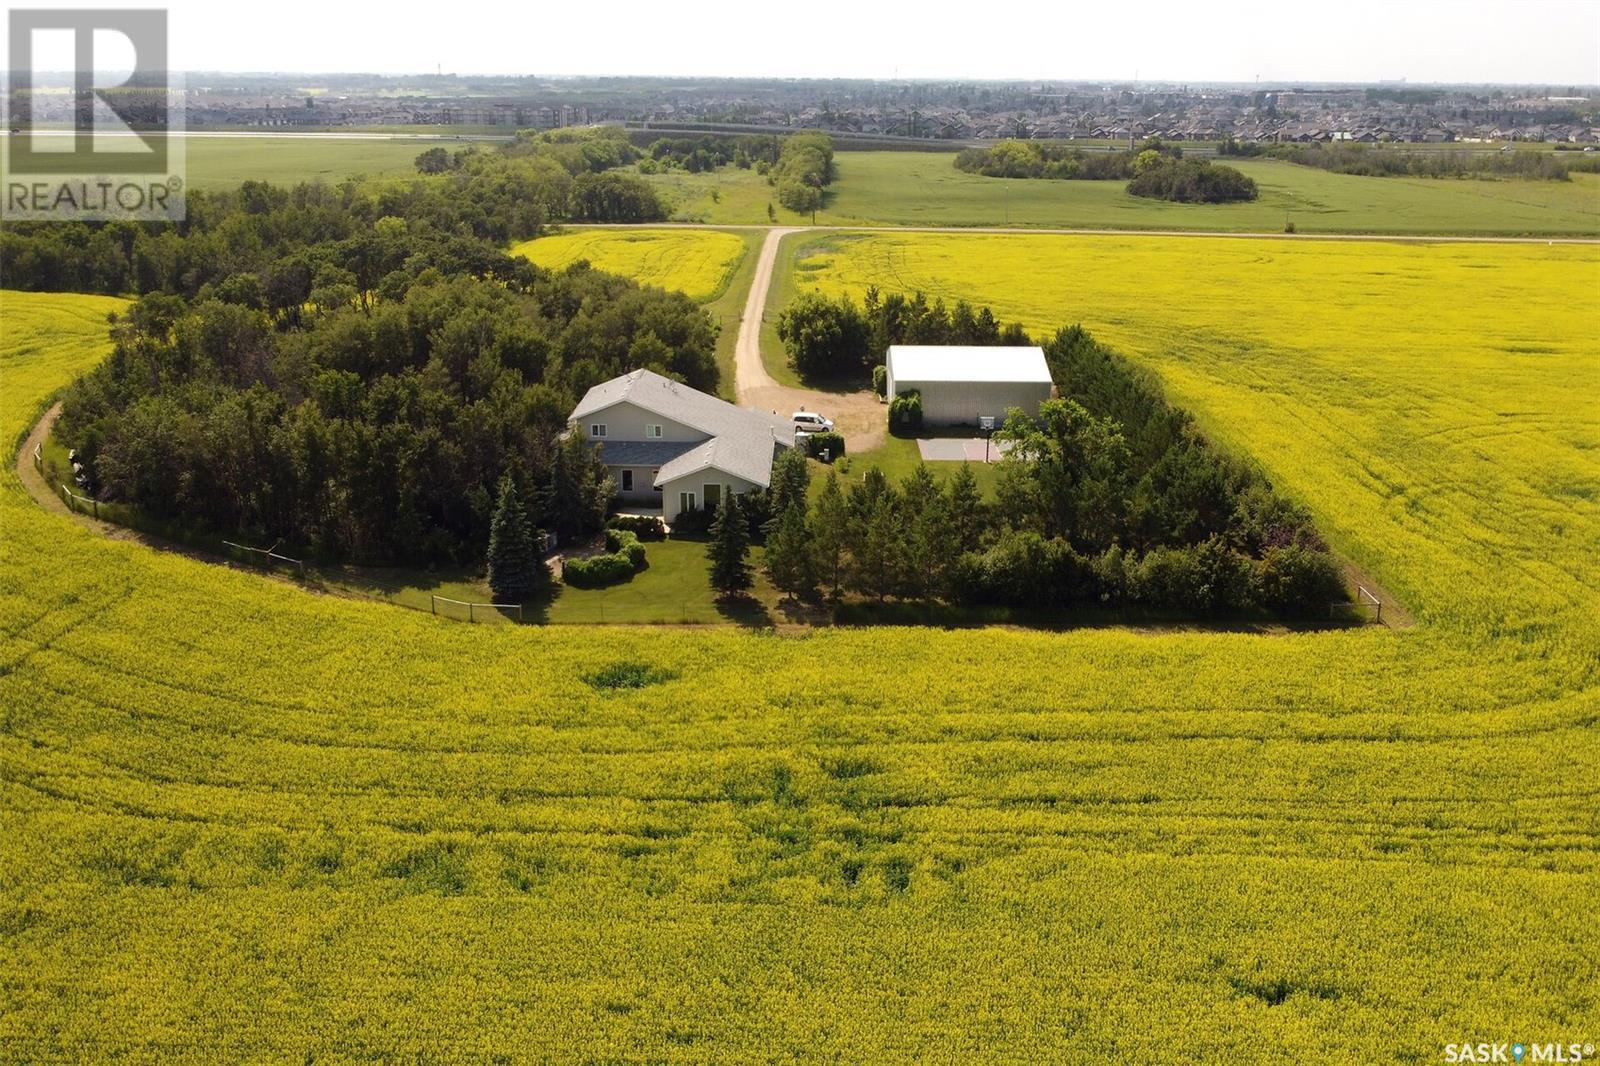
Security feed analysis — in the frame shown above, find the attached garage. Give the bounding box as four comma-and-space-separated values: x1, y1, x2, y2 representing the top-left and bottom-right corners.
885, 345, 1055, 427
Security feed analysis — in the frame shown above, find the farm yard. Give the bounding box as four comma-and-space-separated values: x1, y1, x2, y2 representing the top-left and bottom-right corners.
778, 230, 1600, 631
3, 207, 1598, 1063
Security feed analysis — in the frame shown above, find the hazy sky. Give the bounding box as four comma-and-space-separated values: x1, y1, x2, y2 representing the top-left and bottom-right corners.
7, 0, 1599, 84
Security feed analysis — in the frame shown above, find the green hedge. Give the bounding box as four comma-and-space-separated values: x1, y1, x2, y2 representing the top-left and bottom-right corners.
802, 431, 846, 461
607, 514, 665, 540
888, 390, 923, 432
564, 529, 649, 587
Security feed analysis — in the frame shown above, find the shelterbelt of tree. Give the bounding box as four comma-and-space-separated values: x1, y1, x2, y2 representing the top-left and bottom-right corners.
2, 284, 1597, 1061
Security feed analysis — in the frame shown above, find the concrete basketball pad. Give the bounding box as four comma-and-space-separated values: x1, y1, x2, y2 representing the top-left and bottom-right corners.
916, 438, 1013, 462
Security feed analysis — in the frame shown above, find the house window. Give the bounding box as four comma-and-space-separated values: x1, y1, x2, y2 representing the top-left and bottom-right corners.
589, 423, 607, 438
646, 424, 663, 438
679, 491, 697, 514
621, 469, 634, 492
652, 470, 662, 492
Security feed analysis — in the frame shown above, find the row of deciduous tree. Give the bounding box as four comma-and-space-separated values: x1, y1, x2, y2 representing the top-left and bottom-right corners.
769, 132, 835, 213
56, 264, 715, 565
1, 128, 666, 299
776, 287, 1031, 382
1262, 140, 1586, 180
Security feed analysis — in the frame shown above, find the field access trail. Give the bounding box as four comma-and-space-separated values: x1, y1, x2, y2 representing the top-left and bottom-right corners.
643, 217, 1600, 461
582, 220, 1600, 245
733, 227, 888, 451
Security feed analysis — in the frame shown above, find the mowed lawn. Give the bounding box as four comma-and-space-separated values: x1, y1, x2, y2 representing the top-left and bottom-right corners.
641, 150, 1600, 235
2, 288, 1597, 1061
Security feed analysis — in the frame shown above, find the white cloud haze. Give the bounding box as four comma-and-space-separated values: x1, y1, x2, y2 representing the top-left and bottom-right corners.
5, 0, 1598, 84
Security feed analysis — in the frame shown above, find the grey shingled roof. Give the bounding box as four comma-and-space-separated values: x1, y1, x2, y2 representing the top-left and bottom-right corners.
571, 369, 792, 488
592, 439, 701, 468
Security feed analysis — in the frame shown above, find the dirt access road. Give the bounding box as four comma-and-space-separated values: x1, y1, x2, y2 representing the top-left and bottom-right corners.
733, 227, 888, 452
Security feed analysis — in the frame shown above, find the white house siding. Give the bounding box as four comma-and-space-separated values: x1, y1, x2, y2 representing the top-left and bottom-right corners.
660, 467, 761, 524
895, 379, 1054, 426
574, 401, 703, 443
611, 466, 665, 505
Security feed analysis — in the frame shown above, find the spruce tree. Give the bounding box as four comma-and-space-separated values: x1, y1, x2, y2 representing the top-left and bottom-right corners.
707, 494, 752, 598
946, 462, 985, 554
900, 465, 953, 605
767, 447, 811, 520
811, 471, 848, 601
764, 502, 815, 601
848, 493, 902, 604
487, 474, 545, 602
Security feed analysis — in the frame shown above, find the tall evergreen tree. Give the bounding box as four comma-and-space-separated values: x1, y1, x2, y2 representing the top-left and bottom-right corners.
900, 465, 954, 605
764, 502, 815, 600
847, 488, 901, 604
707, 494, 752, 598
487, 473, 545, 602
946, 462, 985, 554
767, 447, 811, 521
811, 471, 848, 601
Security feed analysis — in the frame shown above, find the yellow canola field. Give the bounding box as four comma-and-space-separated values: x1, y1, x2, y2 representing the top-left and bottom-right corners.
1, 281, 1597, 1061
511, 227, 748, 302
787, 232, 1600, 635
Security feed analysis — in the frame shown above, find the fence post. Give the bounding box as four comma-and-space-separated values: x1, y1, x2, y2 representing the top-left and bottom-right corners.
469, 603, 476, 623
430, 594, 437, 615
1375, 601, 1382, 624
92, 499, 99, 519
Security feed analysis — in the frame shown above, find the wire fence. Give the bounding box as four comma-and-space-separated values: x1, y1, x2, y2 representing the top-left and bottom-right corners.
1331, 584, 1384, 624
58, 482, 101, 519
430, 595, 524, 623
222, 540, 307, 579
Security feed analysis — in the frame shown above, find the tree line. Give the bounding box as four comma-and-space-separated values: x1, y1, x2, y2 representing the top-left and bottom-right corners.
55, 261, 718, 566
634, 134, 784, 174
954, 138, 1256, 203
777, 287, 1030, 383
752, 309, 1347, 619
954, 139, 1158, 180
1243, 140, 1596, 181
1, 128, 666, 298
769, 132, 835, 213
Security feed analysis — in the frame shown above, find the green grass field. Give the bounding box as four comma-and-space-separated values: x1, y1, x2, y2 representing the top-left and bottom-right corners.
641, 151, 1600, 235
179, 135, 439, 190
169, 139, 1600, 235
2, 283, 1597, 1061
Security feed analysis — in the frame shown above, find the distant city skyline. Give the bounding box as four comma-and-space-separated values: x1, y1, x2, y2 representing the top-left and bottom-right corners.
4, 0, 1598, 86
